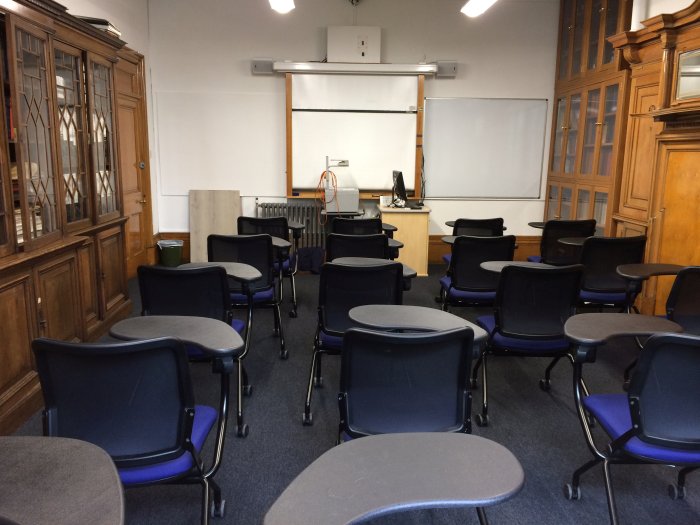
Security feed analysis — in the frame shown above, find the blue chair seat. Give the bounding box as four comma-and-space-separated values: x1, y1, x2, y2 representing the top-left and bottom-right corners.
273, 254, 296, 275
318, 331, 343, 351
477, 315, 569, 352
119, 404, 217, 485
527, 255, 543, 263
230, 287, 275, 304
580, 290, 627, 304
439, 276, 496, 303
583, 394, 700, 464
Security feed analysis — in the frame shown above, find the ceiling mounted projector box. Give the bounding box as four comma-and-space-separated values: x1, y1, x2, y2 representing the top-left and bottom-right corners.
327, 26, 381, 63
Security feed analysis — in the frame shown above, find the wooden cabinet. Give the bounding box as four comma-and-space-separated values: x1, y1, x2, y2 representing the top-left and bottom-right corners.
545, 0, 631, 235
0, 1, 135, 434
610, 0, 700, 314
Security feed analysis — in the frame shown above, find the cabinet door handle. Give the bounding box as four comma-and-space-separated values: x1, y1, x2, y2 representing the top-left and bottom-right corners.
137, 199, 147, 204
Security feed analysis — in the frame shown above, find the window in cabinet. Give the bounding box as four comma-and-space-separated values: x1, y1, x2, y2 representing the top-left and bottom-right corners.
571, 0, 586, 77
558, 0, 574, 80
551, 97, 566, 172
587, 0, 602, 71
561, 185, 573, 219
564, 94, 581, 173
54, 44, 89, 227
88, 58, 118, 220
593, 190, 608, 234
546, 184, 560, 220
597, 83, 618, 177
11, 21, 60, 246
546, 182, 574, 220
580, 88, 600, 175
576, 187, 591, 219
603, 0, 620, 65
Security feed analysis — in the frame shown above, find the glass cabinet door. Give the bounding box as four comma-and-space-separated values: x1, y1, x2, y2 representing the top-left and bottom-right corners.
546, 184, 560, 220
54, 44, 90, 228
576, 187, 591, 219
580, 88, 600, 175
558, 0, 574, 80
564, 94, 581, 174
87, 56, 118, 221
593, 190, 608, 235
603, 0, 620, 65
587, 0, 602, 71
10, 20, 60, 246
597, 83, 618, 178
551, 97, 567, 173
560, 185, 573, 219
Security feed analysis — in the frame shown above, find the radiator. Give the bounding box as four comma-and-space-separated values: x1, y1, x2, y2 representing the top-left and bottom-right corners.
257, 200, 324, 248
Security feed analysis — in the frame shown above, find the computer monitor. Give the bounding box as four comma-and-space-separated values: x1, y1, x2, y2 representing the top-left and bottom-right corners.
392, 170, 408, 206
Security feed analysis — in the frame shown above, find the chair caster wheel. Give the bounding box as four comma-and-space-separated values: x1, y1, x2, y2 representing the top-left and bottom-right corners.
668, 484, 686, 500
242, 384, 253, 396
302, 412, 313, 426
539, 379, 551, 392
289, 310, 298, 318
210, 499, 226, 518
563, 483, 580, 500
236, 424, 249, 437
313, 376, 323, 387
475, 413, 489, 427
280, 349, 289, 360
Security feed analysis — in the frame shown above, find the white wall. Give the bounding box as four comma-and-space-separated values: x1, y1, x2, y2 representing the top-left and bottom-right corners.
144, 0, 560, 235
632, 0, 694, 28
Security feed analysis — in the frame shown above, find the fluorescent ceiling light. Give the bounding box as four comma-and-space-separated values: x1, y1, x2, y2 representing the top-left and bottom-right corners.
269, 0, 295, 14
272, 62, 438, 75
461, 0, 498, 17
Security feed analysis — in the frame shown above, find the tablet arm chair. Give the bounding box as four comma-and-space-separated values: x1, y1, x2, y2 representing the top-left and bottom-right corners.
666, 266, 700, 334
303, 261, 403, 426
208, 233, 286, 361
442, 218, 506, 265
565, 333, 700, 525
237, 216, 298, 318
578, 235, 647, 312
473, 264, 583, 426
440, 235, 516, 312
527, 219, 596, 265
338, 327, 475, 440
138, 264, 251, 437
32, 337, 227, 525
331, 217, 399, 257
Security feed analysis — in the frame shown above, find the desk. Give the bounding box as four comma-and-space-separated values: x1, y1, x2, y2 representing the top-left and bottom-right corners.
528, 221, 545, 229
616, 263, 684, 313
264, 432, 523, 525
379, 205, 430, 276
481, 261, 554, 272
349, 304, 488, 355
0, 436, 124, 525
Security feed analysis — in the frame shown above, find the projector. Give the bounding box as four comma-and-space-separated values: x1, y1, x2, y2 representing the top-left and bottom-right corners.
325, 187, 359, 213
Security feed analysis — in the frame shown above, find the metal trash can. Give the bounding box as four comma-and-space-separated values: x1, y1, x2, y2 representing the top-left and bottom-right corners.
157, 240, 183, 267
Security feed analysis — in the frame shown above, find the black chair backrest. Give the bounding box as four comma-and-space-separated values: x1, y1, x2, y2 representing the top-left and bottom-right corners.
332, 217, 383, 235
319, 261, 403, 335
326, 233, 389, 261
32, 337, 194, 468
450, 235, 516, 291
539, 219, 597, 265
579, 235, 647, 293
138, 265, 231, 321
628, 332, 700, 449
339, 327, 474, 437
237, 216, 289, 242
452, 218, 505, 237
207, 233, 275, 291
495, 264, 583, 339
666, 267, 700, 334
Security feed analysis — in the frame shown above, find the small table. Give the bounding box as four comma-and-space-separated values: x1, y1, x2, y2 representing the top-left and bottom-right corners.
381, 222, 397, 237
558, 236, 589, 246
480, 261, 554, 273
527, 221, 546, 229
349, 304, 488, 356
179, 261, 261, 284
446, 220, 508, 230
110, 315, 248, 439
0, 436, 124, 525
264, 432, 524, 525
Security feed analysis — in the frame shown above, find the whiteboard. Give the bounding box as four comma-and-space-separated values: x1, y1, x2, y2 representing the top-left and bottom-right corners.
291, 74, 418, 191
423, 98, 548, 198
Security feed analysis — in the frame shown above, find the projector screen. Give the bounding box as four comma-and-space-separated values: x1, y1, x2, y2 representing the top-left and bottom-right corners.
423, 97, 548, 198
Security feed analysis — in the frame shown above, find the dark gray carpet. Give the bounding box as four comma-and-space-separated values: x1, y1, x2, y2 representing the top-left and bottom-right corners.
16, 266, 700, 524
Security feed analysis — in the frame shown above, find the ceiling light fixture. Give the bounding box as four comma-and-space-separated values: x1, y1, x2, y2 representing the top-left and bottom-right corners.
461, 0, 498, 17
269, 0, 295, 14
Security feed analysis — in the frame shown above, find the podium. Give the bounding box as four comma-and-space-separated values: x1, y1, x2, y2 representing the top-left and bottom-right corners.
379, 205, 430, 276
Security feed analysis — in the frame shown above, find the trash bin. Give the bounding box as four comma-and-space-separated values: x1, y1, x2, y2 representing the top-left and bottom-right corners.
157, 240, 183, 267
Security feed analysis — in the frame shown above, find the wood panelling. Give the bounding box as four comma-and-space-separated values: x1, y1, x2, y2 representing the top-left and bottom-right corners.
34, 252, 81, 341
77, 239, 99, 337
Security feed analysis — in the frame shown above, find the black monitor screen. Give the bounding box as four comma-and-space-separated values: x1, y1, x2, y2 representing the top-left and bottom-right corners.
392, 170, 408, 204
